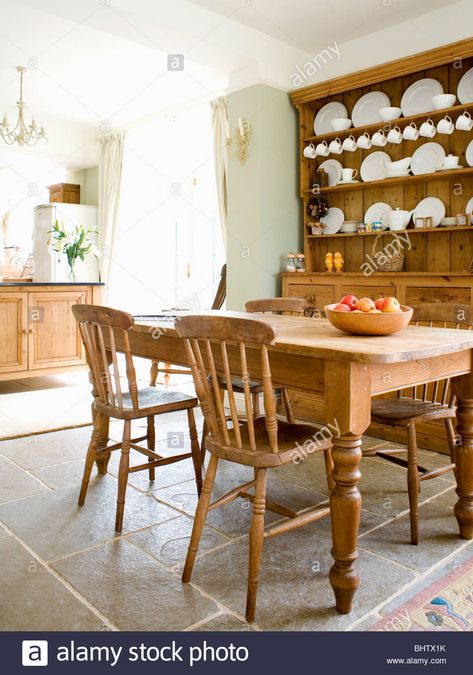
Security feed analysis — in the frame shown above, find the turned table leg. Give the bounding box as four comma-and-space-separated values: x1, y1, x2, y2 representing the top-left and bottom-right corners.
324, 361, 371, 614
329, 433, 362, 613
451, 376, 473, 539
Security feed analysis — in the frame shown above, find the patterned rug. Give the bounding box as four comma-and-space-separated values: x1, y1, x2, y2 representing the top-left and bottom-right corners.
370, 553, 473, 631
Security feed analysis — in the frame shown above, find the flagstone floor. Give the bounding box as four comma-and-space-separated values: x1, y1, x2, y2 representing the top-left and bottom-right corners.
1, 376, 472, 631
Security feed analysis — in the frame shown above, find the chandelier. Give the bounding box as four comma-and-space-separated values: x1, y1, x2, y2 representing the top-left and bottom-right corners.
0, 67, 47, 147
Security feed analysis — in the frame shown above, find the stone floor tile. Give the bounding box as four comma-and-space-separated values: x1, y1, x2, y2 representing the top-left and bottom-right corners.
31, 460, 86, 491
189, 518, 415, 631
359, 488, 465, 572
125, 514, 228, 568
52, 540, 218, 631
191, 613, 254, 631
0, 537, 107, 630
0, 456, 49, 504
0, 427, 94, 470
0, 475, 179, 561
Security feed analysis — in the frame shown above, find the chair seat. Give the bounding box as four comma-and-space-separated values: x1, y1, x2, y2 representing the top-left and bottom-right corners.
212, 374, 263, 394
371, 397, 455, 426
95, 387, 198, 420
206, 417, 331, 468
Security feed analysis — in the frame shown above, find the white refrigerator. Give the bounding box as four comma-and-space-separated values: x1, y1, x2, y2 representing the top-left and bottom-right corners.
33, 203, 99, 282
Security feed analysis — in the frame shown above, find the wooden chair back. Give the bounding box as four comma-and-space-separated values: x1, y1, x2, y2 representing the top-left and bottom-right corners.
72, 304, 139, 412
176, 315, 279, 453
403, 303, 473, 405
211, 264, 227, 310
245, 297, 305, 316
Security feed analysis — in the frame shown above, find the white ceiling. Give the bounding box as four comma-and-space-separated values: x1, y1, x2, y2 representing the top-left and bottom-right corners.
188, 0, 459, 51
0, 0, 468, 173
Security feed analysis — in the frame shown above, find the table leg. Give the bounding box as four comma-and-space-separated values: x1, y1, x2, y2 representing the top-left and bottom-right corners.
329, 433, 362, 613
324, 361, 371, 614
88, 369, 112, 475
451, 374, 473, 540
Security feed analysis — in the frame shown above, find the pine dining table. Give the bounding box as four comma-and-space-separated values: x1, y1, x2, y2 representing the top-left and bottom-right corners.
95, 311, 473, 614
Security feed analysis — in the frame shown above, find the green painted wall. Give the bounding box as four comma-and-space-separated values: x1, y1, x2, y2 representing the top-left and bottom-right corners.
226, 84, 301, 310
65, 166, 99, 206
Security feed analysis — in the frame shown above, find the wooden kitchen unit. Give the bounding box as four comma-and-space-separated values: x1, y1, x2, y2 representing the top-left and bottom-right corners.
0, 282, 103, 381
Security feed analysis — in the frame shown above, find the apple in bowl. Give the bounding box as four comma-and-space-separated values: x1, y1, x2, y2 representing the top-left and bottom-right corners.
325, 295, 413, 335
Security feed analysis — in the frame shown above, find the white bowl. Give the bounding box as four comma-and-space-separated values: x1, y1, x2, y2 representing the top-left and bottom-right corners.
440, 217, 457, 226
390, 156, 412, 171
330, 118, 352, 132
432, 94, 456, 110
379, 106, 401, 122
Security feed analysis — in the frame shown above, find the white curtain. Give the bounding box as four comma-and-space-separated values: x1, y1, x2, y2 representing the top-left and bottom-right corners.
210, 97, 228, 251
98, 131, 126, 291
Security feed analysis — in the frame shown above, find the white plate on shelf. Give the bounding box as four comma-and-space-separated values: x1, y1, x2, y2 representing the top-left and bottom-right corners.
318, 159, 343, 186
411, 142, 445, 175
413, 197, 445, 227
466, 196, 473, 214
351, 91, 390, 127
400, 78, 443, 116
364, 202, 392, 229
313, 102, 348, 135
321, 207, 344, 234
466, 139, 473, 167
360, 151, 391, 182
437, 165, 464, 171
458, 67, 473, 104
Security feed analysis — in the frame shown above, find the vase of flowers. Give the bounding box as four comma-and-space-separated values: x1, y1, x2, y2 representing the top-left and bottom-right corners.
48, 220, 98, 281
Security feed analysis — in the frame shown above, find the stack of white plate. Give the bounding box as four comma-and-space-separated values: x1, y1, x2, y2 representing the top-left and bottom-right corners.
340, 221, 360, 233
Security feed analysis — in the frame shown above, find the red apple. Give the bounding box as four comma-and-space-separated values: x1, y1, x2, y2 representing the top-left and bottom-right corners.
334, 303, 351, 312
382, 297, 401, 313
375, 297, 386, 311
357, 297, 376, 312
340, 294, 358, 311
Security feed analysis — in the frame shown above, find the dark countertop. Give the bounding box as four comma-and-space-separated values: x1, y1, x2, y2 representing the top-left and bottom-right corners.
0, 281, 105, 286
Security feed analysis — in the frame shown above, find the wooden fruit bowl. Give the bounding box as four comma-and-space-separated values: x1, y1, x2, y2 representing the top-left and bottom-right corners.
325, 304, 413, 336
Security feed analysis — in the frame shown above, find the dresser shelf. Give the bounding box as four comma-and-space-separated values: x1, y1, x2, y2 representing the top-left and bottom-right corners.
302, 101, 473, 144
306, 225, 473, 239
303, 167, 473, 195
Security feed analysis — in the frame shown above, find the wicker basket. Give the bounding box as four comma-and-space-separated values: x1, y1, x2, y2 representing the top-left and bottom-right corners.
371, 231, 405, 272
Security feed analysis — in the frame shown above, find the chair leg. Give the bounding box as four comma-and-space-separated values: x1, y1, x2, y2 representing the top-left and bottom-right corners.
182, 454, 219, 583
246, 468, 267, 623
252, 392, 260, 419
407, 423, 420, 545
147, 415, 156, 481
164, 362, 171, 388
149, 360, 159, 387
200, 419, 208, 467
444, 418, 457, 465
281, 388, 296, 424
78, 412, 103, 506
115, 420, 131, 533
323, 448, 335, 493
187, 407, 203, 496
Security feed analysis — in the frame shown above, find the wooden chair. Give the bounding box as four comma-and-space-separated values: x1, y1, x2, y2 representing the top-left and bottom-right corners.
243, 297, 305, 421
368, 303, 469, 545
72, 304, 203, 532
176, 314, 333, 623
149, 264, 227, 387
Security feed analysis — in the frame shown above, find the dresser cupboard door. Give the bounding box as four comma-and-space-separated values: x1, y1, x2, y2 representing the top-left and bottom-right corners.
28, 291, 87, 369
0, 293, 28, 373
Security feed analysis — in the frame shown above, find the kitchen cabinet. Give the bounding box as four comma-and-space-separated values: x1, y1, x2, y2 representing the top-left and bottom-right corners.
0, 293, 28, 373
0, 283, 103, 380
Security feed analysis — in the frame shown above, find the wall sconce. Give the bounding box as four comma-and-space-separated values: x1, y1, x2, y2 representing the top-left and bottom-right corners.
226, 117, 252, 166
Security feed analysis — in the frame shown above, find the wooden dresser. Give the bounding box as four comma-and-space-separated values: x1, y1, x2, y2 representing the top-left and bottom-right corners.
0, 283, 103, 381
282, 37, 473, 453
